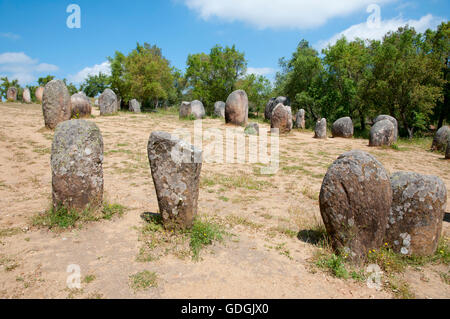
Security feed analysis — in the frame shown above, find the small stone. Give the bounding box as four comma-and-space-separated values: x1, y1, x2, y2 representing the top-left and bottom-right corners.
214, 101, 225, 118
374, 115, 398, 141
179, 100, 205, 119
35, 87, 44, 103
99, 89, 118, 115
6, 87, 17, 101
332, 117, 353, 138
71, 93, 92, 118
271, 103, 292, 134
225, 90, 248, 126
314, 118, 327, 139
42, 80, 72, 129
369, 119, 395, 147
431, 126, 450, 152
129, 99, 141, 113
22, 88, 31, 103
294, 109, 306, 129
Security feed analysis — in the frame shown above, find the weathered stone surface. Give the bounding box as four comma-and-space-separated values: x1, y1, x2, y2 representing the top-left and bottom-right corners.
244, 122, 259, 135
42, 80, 72, 129
6, 87, 17, 101
129, 99, 141, 113
99, 89, 118, 115
225, 90, 248, 126
271, 103, 292, 134
319, 150, 392, 262
314, 118, 327, 139
179, 100, 205, 119
332, 117, 354, 138
431, 126, 450, 152
214, 101, 225, 118
374, 115, 398, 141
275, 96, 290, 106
294, 109, 306, 129
369, 119, 395, 147
147, 131, 202, 230
264, 98, 276, 120
51, 120, 104, 212
71, 93, 92, 118
22, 88, 31, 103
386, 172, 447, 256
446, 138, 450, 159
35, 87, 44, 103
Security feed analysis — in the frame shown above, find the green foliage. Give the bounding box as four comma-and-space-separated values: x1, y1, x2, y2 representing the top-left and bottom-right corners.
80, 72, 111, 97
189, 219, 225, 260
235, 73, 272, 117
37, 75, 55, 87
0, 77, 19, 100
185, 44, 247, 114
129, 271, 158, 291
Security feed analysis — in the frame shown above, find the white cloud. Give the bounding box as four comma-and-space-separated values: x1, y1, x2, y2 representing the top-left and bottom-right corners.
0, 52, 59, 85
247, 67, 276, 76
317, 13, 445, 50
0, 32, 20, 40
183, 0, 391, 29
68, 61, 111, 84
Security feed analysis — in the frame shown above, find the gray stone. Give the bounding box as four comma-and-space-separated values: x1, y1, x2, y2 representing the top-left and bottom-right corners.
431, 126, 450, 152
71, 93, 92, 118
179, 100, 205, 119
214, 101, 225, 118
129, 99, 141, 113
446, 138, 450, 159
42, 80, 72, 129
264, 98, 276, 120
51, 119, 104, 212
294, 109, 306, 129
332, 117, 354, 138
374, 115, 399, 141
314, 118, 327, 139
271, 103, 292, 134
245, 122, 259, 135
35, 87, 44, 103
99, 89, 118, 115
148, 131, 202, 230
6, 87, 17, 101
225, 90, 248, 126
386, 172, 447, 256
319, 150, 392, 263
369, 119, 395, 147
275, 96, 290, 106
22, 88, 31, 103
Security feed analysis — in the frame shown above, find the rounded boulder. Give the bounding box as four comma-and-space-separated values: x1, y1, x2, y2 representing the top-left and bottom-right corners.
332, 117, 354, 138
42, 80, 72, 129
225, 90, 248, 126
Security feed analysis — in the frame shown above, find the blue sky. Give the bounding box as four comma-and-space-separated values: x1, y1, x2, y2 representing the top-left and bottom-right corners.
0, 0, 448, 86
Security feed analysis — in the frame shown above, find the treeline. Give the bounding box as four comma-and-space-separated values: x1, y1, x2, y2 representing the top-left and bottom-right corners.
1, 22, 448, 138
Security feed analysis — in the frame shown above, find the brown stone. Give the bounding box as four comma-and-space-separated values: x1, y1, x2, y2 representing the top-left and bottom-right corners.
225, 90, 248, 126
42, 80, 72, 129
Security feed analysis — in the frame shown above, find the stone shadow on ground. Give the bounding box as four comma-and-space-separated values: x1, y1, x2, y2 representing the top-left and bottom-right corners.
444, 212, 450, 223
297, 229, 325, 246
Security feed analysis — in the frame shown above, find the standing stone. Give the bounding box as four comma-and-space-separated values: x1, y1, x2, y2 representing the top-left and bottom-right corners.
6, 87, 17, 101
35, 87, 44, 103
294, 109, 306, 129
129, 99, 141, 113
22, 88, 31, 103
214, 101, 226, 118
245, 122, 259, 135
179, 100, 205, 119
386, 172, 447, 256
42, 80, 72, 129
51, 120, 104, 212
275, 96, 290, 106
446, 139, 450, 159
369, 119, 395, 147
71, 93, 92, 118
264, 98, 276, 120
99, 89, 118, 115
332, 117, 354, 138
319, 150, 392, 262
431, 126, 450, 152
225, 90, 248, 126
314, 118, 327, 139
179, 101, 191, 118
271, 103, 292, 134
147, 131, 202, 230
374, 115, 398, 141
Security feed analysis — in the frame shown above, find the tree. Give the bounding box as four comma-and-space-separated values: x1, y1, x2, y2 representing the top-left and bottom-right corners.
62, 79, 78, 95
235, 74, 272, 117
185, 45, 247, 114
80, 73, 111, 97
0, 77, 19, 100
37, 75, 55, 87
371, 26, 444, 138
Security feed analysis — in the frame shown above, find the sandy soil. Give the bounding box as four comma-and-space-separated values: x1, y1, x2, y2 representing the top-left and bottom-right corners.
0, 102, 448, 299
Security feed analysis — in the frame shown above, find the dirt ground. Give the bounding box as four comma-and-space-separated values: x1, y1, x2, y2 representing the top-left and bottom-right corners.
0, 102, 449, 299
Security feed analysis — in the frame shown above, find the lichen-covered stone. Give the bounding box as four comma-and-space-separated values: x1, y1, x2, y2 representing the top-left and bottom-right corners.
42, 80, 72, 129
294, 109, 305, 129
6, 87, 17, 101
147, 131, 202, 230
51, 120, 104, 212
271, 103, 292, 134
179, 100, 206, 119
22, 88, 31, 103
332, 117, 354, 138
71, 93, 92, 118
245, 122, 259, 135
314, 118, 327, 139
369, 119, 395, 147
225, 90, 248, 126
431, 126, 450, 152
386, 172, 447, 256
214, 101, 225, 118
319, 150, 392, 263
129, 99, 141, 113
35, 87, 44, 103
264, 98, 276, 120
99, 89, 118, 115
374, 115, 398, 141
